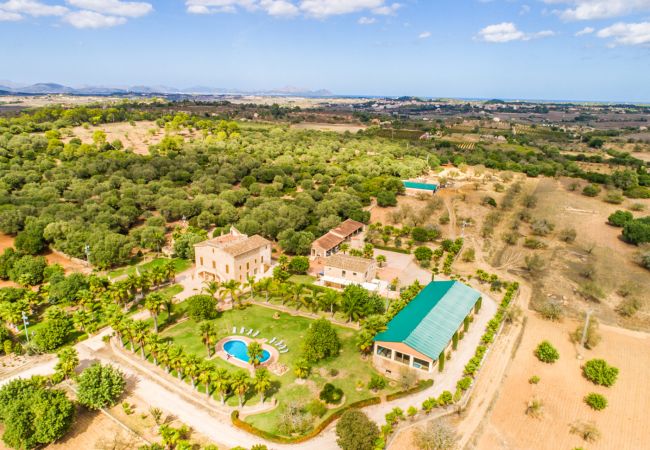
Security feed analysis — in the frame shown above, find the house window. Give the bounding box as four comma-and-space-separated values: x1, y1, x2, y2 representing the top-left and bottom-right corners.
394, 351, 410, 365
247, 262, 250, 270
200, 257, 204, 266
353, 272, 357, 276
413, 358, 430, 371
376, 346, 392, 359
261, 256, 264, 263
342, 270, 347, 277
226, 265, 229, 274
212, 261, 216, 269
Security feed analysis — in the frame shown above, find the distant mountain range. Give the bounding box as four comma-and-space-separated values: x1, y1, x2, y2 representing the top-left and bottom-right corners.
0, 81, 333, 97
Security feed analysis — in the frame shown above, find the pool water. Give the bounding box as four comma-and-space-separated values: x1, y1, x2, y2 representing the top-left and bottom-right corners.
223, 339, 271, 364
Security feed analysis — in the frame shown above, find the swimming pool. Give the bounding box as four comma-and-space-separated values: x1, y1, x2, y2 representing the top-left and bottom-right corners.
223, 339, 271, 364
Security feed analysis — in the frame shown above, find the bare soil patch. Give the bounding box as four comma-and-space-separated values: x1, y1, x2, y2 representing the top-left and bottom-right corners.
474, 313, 650, 450
290, 123, 366, 133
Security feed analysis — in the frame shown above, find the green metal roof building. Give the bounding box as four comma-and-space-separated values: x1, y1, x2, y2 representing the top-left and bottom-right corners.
403, 181, 438, 192
373, 281, 481, 375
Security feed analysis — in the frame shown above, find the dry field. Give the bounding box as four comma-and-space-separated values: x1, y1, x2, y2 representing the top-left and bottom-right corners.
64, 121, 196, 155
289, 122, 366, 133
473, 313, 650, 450
0, 233, 87, 275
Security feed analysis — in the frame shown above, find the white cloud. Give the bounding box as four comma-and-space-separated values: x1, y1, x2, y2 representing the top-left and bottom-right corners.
597, 21, 650, 45
260, 0, 298, 16
185, 0, 256, 15
358, 16, 375, 24
63, 9, 126, 27
519, 4, 531, 15
544, 0, 650, 21
418, 31, 431, 39
185, 0, 402, 18
477, 22, 555, 43
66, 0, 152, 18
0, 9, 22, 19
0, 0, 68, 16
575, 26, 594, 35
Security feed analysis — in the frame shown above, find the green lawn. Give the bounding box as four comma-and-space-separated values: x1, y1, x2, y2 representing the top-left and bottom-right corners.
108, 258, 192, 279
287, 274, 316, 285
158, 304, 394, 436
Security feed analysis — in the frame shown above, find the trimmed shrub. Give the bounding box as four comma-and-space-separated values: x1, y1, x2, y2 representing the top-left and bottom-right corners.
534, 341, 559, 364
584, 393, 607, 411
319, 383, 343, 404
582, 359, 619, 387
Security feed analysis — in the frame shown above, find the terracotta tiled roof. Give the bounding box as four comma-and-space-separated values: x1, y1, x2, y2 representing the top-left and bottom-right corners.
324, 254, 374, 273
312, 232, 345, 251
331, 219, 364, 237
195, 234, 270, 257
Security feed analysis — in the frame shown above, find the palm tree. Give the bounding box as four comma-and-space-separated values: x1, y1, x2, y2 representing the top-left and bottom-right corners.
245, 275, 257, 302
288, 283, 306, 310
253, 368, 271, 404
158, 343, 173, 373
211, 368, 231, 405
274, 282, 291, 305
293, 358, 311, 379
132, 321, 149, 359
144, 293, 165, 333
318, 290, 340, 317
145, 334, 163, 366
341, 291, 366, 323
201, 280, 220, 298
200, 322, 214, 357
122, 319, 136, 351
169, 346, 185, 381
150, 266, 166, 288
376, 254, 387, 268
256, 278, 273, 303
72, 309, 92, 335
247, 341, 264, 367
220, 280, 241, 307
161, 260, 177, 283
197, 362, 213, 399
184, 355, 202, 389
0, 301, 22, 331
124, 273, 140, 296
22, 290, 41, 314
139, 272, 153, 296
230, 370, 250, 408
339, 243, 350, 254
55, 346, 79, 380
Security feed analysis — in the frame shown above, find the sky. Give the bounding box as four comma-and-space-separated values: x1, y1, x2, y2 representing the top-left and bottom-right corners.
1, 0, 650, 102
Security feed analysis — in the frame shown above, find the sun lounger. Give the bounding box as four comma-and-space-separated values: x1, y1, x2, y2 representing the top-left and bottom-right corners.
232, 326, 237, 333
278, 346, 287, 351
240, 326, 245, 334
246, 329, 253, 336
280, 349, 288, 354
276, 340, 284, 347
269, 337, 277, 344
252, 330, 260, 338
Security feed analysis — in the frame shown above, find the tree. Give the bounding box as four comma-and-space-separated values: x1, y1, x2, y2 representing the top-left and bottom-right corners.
253, 368, 271, 404
230, 370, 250, 408
376, 254, 386, 267
622, 218, 650, 245
9, 255, 47, 286
534, 341, 559, 363
414, 246, 433, 266
341, 284, 370, 323
608, 210, 633, 227
377, 190, 397, 207
335, 410, 379, 450
317, 289, 340, 316
186, 294, 217, 321
302, 318, 340, 362
413, 419, 458, 450
144, 293, 166, 333
211, 368, 231, 405
247, 341, 264, 367
33, 314, 72, 352
582, 184, 601, 197
54, 346, 79, 381
584, 392, 607, 411
277, 230, 315, 255
293, 358, 311, 379
76, 363, 126, 410
611, 169, 639, 190
287, 256, 309, 274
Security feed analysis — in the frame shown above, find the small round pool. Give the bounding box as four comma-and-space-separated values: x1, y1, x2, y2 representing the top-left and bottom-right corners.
223, 339, 271, 364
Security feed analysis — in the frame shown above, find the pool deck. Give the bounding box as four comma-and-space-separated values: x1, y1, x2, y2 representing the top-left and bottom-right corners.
215, 336, 280, 373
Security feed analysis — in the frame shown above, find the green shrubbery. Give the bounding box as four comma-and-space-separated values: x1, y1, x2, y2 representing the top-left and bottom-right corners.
582, 359, 619, 387
534, 341, 560, 363
584, 393, 608, 410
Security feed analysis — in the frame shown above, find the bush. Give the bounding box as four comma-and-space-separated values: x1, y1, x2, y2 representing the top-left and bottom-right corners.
582, 359, 619, 387
33, 316, 71, 352
319, 383, 343, 404
608, 210, 633, 227
302, 319, 340, 363
77, 363, 126, 410
534, 341, 559, 363
528, 375, 540, 384
367, 374, 387, 391
456, 376, 472, 391
385, 379, 433, 401
558, 227, 577, 243
622, 218, 650, 245
538, 299, 563, 321
186, 294, 217, 321
305, 399, 327, 418
335, 410, 379, 450
584, 393, 607, 411
287, 256, 310, 274
582, 184, 601, 197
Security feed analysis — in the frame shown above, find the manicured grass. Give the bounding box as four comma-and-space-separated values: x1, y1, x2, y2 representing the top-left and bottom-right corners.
108, 257, 192, 279
287, 274, 316, 285
159, 304, 394, 435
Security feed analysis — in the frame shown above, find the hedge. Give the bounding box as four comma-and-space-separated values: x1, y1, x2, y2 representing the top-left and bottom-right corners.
385, 379, 433, 401
373, 244, 411, 254
231, 396, 381, 444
